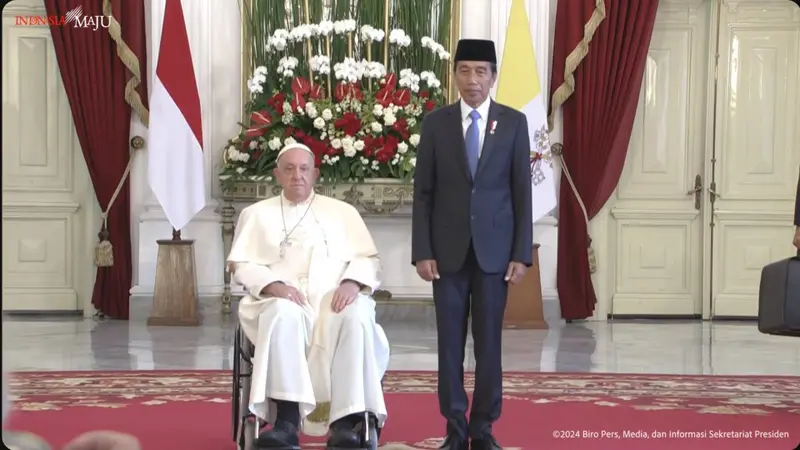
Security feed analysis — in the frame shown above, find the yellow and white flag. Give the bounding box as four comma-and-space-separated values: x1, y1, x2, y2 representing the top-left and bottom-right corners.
495, 0, 557, 223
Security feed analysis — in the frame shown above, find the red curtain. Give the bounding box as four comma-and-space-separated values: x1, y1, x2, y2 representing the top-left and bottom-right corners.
549, 0, 658, 319
45, 0, 148, 319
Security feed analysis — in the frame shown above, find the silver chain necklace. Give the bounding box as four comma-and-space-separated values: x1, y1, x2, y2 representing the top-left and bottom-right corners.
279, 193, 315, 258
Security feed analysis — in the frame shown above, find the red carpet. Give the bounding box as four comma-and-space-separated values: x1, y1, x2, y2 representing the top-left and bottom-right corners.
5, 371, 799, 449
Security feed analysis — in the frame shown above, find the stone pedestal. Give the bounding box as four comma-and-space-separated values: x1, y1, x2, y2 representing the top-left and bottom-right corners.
148, 239, 202, 326
504, 244, 547, 329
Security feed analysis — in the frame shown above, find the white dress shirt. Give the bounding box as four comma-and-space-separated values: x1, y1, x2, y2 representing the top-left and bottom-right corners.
460, 97, 492, 157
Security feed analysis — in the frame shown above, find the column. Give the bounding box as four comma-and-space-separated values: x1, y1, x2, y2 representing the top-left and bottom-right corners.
130, 0, 240, 300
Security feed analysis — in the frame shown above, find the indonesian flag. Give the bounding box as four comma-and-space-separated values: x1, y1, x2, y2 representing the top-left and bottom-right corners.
148, 0, 205, 231
495, 0, 557, 223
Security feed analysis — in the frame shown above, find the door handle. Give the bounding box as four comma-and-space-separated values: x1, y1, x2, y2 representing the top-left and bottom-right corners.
686, 174, 702, 210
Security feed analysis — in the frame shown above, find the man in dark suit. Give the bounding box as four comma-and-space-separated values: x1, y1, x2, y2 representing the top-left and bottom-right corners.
411, 39, 533, 450
794, 171, 799, 250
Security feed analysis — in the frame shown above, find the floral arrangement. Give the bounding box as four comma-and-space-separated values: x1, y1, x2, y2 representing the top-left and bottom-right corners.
221, 19, 452, 184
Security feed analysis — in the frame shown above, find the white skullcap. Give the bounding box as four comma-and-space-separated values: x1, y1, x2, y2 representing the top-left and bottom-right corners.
276, 142, 314, 161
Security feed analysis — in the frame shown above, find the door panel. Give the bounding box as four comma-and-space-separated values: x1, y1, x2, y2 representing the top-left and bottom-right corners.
711, 0, 800, 317
609, 0, 711, 316
2, 0, 94, 312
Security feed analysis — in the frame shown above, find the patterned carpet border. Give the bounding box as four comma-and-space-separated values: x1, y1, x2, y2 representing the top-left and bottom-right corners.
9, 370, 800, 402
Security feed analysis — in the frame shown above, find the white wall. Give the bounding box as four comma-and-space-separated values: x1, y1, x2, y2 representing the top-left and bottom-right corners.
129, 0, 562, 321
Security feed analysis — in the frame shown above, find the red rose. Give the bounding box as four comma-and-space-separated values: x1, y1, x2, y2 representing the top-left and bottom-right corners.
334, 112, 363, 136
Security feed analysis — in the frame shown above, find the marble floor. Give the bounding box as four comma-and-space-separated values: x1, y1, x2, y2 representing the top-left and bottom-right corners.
2, 305, 800, 376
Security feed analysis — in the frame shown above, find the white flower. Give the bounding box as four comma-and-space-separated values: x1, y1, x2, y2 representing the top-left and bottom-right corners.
343, 146, 357, 157
360, 25, 384, 42
313, 117, 326, 129
341, 137, 354, 150
407, 118, 417, 127
389, 29, 411, 47
309, 55, 331, 75
331, 138, 342, 149
360, 156, 370, 165
236, 167, 246, 174
321, 109, 333, 120
318, 20, 334, 36
354, 140, 365, 151
246, 78, 263, 94
282, 113, 293, 124
249, 140, 258, 149
333, 57, 364, 83
409, 157, 417, 167
370, 122, 383, 132
305, 103, 318, 118
284, 137, 296, 146
399, 68, 421, 91
289, 24, 313, 41
409, 134, 420, 147
267, 30, 289, 51
363, 61, 386, 79
397, 142, 409, 154
268, 137, 282, 151
372, 104, 384, 116
383, 113, 396, 127
421, 36, 450, 60
282, 102, 293, 114
333, 19, 356, 35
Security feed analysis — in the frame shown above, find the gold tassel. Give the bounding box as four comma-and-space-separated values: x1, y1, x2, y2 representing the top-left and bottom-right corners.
94, 226, 114, 267
587, 237, 597, 274
306, 401, 330, 423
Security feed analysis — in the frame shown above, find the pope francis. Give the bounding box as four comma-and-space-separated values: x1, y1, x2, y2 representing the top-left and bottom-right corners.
227, 143, 390, 450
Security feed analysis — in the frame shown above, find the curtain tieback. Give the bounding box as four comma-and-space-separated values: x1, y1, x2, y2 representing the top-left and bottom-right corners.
94, 136, 145, 267
552, 143, 597, 274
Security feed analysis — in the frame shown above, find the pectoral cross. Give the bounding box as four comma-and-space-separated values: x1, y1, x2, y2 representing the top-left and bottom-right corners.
279, 238, 291, 259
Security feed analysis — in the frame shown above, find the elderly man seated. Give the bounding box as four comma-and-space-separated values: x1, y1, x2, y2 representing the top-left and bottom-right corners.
227, 143, 389, 450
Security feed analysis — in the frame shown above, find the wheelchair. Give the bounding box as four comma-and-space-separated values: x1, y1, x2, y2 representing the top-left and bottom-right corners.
231, 323, 381, 450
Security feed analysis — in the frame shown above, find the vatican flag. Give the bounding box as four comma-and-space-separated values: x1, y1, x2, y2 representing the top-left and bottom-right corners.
496, 0, 557, 223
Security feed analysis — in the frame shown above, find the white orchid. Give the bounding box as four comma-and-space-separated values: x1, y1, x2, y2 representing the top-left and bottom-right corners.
399, 68, 421, 92
333, 19, 356, 35
309, 55, 331, 75
360, 25, 385, 42
318, 20, 334, 36
421, 36, 450, 60
389, 29, 411, 47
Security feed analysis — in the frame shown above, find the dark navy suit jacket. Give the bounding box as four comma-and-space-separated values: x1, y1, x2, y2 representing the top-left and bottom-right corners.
411, 101, 533, 274
795, 170, 799, 226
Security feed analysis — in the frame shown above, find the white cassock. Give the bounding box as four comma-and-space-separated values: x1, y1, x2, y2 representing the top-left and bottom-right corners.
227, 193, 390, 436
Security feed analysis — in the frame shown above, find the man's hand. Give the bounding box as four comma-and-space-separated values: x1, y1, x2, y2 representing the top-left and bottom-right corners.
262, 282, 306, 306
63, 431, 141, 450
504, 262, 527, 285
794, 227, 800, 250
415, 259, 440, 282
331, 280, 361, 313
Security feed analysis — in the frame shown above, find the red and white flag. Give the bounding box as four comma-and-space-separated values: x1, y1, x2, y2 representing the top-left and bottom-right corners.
148, 0, 205, 231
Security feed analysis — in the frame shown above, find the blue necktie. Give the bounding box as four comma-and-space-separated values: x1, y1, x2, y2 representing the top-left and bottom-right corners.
465, 109, 481, 177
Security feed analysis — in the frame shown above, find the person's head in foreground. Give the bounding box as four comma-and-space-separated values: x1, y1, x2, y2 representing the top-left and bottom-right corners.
274, 143, 319, 203
453, 38, 498, 108
2, 368, 140, 450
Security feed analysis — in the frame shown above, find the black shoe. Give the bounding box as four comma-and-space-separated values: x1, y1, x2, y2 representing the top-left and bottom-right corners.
326, 413, 380, 449
326, 416, 361, 449
439, 435, 469, 450
256, 419, 301, 449
471, 434, 502, 450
